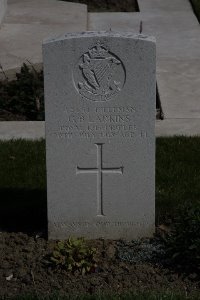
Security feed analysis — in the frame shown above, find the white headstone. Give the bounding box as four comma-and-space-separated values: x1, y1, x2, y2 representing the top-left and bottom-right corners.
43, 31, 156, 240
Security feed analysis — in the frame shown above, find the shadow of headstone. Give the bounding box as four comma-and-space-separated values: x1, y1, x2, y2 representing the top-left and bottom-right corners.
0, 188, 47, 235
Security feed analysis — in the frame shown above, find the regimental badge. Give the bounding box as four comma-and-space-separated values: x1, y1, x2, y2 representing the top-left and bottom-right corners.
73, 41, 126, 101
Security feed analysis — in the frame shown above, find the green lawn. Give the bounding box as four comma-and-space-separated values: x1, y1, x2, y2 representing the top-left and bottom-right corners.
0, 139, 46, 190
0, 137, 200, 232
156, 136, 200, 222
0, 139, 46, 233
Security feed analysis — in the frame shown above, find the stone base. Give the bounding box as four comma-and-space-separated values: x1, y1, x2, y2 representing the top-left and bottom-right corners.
48, 221, 155, 240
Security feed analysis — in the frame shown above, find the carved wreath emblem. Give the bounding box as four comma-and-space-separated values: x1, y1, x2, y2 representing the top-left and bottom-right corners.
73, 42, 125, 101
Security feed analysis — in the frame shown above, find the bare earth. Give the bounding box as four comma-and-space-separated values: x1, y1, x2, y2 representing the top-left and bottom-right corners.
0, 232, 199, 298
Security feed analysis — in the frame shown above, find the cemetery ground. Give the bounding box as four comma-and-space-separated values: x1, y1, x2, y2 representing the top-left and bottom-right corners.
0, 137, 199, 299
0, 1, 200, 299
0, 1, 200, 298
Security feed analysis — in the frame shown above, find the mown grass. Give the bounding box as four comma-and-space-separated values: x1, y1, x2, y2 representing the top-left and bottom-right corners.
156, 136, 200, 223
0, 139, 46, 233
0, 137, 200, 232
0, 139, 46, 189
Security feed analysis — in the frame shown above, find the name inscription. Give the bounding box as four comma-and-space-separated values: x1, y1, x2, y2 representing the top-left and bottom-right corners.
54, 105, 147, 139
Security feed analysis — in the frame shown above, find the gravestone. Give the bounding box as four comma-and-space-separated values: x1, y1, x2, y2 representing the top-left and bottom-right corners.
43, 31, 156, 240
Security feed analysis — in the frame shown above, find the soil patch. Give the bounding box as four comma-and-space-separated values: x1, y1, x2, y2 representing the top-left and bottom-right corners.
0, 232, 199, 298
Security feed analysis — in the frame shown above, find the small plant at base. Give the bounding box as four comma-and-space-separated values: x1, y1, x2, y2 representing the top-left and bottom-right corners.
48, 237, 97, 274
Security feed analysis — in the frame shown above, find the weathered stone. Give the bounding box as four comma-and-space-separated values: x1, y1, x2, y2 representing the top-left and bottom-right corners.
43, 31, 156, 239
0, 0, 7, 26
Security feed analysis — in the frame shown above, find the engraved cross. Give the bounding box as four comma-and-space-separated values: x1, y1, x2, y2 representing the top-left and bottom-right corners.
76, 143, 124, 216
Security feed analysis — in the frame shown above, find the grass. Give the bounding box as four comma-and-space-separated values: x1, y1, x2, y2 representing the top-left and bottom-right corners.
0, 139, 46, 233
190, 0, 200, 22
156, 136, 200, 222
5, 291, 200, 300
0, 139, 46, 189
0, 137, 200, 232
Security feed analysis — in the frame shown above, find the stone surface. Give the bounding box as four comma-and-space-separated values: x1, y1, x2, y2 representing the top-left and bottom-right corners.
88, 7, 200, 123
156, 119, 200, 136
0, 0, 87, 76
88, 12, 200, 59
88, 13, 141, 34
157, 58, 200, 119
0, 121, 45, 140
43, 31, 156, 240
137, 0, 192, 12
0, 0, 7, 26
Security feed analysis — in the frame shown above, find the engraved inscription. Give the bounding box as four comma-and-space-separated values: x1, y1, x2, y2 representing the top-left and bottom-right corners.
53, 221, 150, 229
54, 106, 140, 139
76, 143, 123, 216
73, 41, 126, 101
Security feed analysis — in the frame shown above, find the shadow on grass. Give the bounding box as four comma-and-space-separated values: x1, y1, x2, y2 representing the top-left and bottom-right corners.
0, 188, 47, 235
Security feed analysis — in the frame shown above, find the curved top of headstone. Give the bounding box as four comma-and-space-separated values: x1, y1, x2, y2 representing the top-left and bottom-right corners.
43, 31, 156, 45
